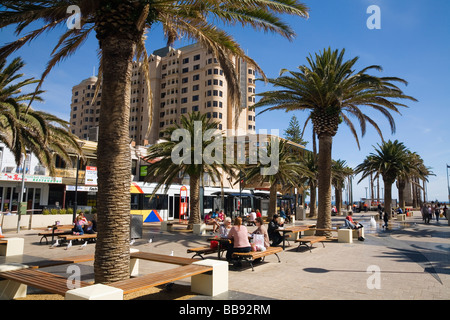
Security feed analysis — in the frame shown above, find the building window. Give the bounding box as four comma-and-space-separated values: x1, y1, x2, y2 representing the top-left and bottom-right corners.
192, 95, 199, 101
192, 105, 199, 111
193, 74, 200, 81
182, 58, 189, 64
194, 54, 200, 61
182, 67, 189, 73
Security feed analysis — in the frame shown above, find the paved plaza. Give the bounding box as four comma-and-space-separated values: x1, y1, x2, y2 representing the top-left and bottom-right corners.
1, 211, 449, 301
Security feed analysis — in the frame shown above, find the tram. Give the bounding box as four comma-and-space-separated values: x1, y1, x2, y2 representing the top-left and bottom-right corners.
129, 182, 271, 222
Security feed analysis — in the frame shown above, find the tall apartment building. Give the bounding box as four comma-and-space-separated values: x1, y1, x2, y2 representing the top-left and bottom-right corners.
69, 43, 257, 145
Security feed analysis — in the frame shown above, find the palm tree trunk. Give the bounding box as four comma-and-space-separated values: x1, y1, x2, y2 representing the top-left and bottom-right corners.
308, 181, 317, 218
336, 187, 342, 214
94, 35, 135, 284
398, 179, 406, 210
188, 174, 200, 229
383, 178, 394, 220
268, 183, 278, 220
316, 134, 333, 236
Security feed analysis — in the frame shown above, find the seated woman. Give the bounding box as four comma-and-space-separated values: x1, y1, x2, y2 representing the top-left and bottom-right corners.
226, 217, 251, 263
204, 211, 220, 233
72, 214, 86, 235
252, 217, 270, 249
219, 217, 232, 238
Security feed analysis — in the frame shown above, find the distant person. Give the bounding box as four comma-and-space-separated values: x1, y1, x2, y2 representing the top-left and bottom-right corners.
252, 217, 270, 249
84, 214, 97, 234
434, 205, 440, 223
255, 209, 262, 218
72, 214, 86, 235
226, 217, 251, 263
219, 217, 232, 238
443, 205, 447, 219
425, 205, 432, 224
383, 210, 389, 229
344, 212, 364, 241
204, 211, 220, 233
246, 209, 257, 226
378, 204, 383, 220
267, 214, 283, 247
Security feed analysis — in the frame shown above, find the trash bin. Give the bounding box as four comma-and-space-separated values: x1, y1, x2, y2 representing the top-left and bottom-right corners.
130, 214, 143, 239
296, 207, 305, 220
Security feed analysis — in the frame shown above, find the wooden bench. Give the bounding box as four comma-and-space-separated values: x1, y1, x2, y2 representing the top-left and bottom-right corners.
232, 246, 283, 271
23, 254, 95, 269
187, 246, 219, 259
58, 233, 97, 244
0, 268, 91, 297
109, 264, 213, 295
295, 236, 327, 252
130, 251, 199, 266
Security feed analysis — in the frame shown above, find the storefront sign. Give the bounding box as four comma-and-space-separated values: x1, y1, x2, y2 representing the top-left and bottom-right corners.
0, 173, 62, 183
66, 185, 98, 192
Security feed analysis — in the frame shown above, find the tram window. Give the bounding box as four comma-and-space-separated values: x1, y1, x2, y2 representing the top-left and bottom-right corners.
143, 194, 168, 210
203, 196, 214, 210
130, 194, 139, 210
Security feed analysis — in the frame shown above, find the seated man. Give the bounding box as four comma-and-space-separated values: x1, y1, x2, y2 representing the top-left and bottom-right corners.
344, 212, 364, 241
267, 214, 283, 247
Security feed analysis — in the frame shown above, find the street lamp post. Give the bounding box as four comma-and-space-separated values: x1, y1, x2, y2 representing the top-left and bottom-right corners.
16, 154, 26, 233
73, 154, 81, 223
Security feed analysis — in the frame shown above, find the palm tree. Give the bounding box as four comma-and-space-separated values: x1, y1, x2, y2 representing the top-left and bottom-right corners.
355, 140, 410, 218
244, 138, 311, 220
0, 57, 82, 174
397, 151, 433, 209
331, 159, 353, 215
143, 112, 237, 228
253, 48, 416, 234
0, 1, 309, 283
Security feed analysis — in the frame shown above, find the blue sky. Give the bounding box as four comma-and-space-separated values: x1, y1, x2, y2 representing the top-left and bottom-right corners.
1, 0, 449, 202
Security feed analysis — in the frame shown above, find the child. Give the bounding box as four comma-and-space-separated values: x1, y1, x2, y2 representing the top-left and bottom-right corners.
73, 214, 86, 235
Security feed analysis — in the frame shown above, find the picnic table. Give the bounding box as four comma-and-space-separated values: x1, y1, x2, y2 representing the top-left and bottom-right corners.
276, 225, 312, 250
41, 224, 73, 245
207, 237, 232, 260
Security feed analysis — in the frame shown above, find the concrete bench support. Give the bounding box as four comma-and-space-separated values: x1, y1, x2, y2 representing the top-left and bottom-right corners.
338, 229, 353, 243
160, 221, 174, 232
0, 238, 24, 257
0, 263, 28, 300
65, 284, 123, 300
191, 259, 228, 296
193, 223, 206, 236
397, 214, 406, 221
129, 248, 140, 277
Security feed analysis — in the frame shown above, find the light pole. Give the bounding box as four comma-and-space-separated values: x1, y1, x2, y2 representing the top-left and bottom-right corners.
447, 164, 450, 203
17, 153, 26, 233
72, 142, 85, 223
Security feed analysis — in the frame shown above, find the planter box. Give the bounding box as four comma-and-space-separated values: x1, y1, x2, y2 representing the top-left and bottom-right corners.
1, 214, 73, 231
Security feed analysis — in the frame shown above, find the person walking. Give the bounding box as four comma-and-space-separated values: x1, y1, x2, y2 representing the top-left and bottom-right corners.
434, 205, 440, 223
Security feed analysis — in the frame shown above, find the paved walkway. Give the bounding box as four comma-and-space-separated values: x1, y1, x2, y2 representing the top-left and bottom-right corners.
1, 211, 449, 300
